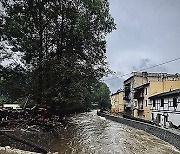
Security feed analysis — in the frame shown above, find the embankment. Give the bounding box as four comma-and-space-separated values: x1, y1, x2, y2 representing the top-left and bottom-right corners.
97, 111, 180, 151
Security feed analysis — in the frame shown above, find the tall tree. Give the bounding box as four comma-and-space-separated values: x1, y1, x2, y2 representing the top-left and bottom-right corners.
0, 65, 26, 103
1, 0, 115, 114
92, 82, 111, 110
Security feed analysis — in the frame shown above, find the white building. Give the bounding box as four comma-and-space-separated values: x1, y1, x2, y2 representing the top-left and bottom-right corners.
123, 72, 180, 116
3, 104, 20, 109
149, 89, 180, 127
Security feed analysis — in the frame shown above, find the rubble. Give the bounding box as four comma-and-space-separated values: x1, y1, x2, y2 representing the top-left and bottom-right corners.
0, 105, 64, 133
0, 105, 64, 154
0, 146, 41, 154
0, 146, 58, 154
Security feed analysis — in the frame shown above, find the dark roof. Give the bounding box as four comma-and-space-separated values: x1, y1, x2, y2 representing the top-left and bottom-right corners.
123, 72, 180, 83
149, 89, 180, 99
111, 90, 124, 96
124, 76, 133, 83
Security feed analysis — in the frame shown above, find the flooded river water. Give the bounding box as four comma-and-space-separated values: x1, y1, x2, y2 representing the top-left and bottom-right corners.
48, 110, 180, 154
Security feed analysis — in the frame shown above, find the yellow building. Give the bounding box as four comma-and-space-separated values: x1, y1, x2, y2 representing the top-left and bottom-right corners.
124, 72, 180, 116
133, 80, 180, 121
111, 90, 124, 113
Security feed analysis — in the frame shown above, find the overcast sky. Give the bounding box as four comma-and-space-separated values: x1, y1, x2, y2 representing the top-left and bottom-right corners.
1, 1, 180, 93
105, 0, 180, 93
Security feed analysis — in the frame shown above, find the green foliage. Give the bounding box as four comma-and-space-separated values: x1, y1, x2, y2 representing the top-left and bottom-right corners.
0, 95, 8, 105
92, 82, 111, 110
0, 65, 27, 103
1, 0, 115, 115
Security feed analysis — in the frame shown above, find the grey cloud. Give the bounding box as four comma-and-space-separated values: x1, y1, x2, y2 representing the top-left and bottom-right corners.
105, 0, 180, 92
105, 77, 124, 94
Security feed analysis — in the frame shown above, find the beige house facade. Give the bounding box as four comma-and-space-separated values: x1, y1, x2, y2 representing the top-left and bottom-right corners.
111, 90, 124, 113
124, 72, 180, 116
133, 80, 180, 120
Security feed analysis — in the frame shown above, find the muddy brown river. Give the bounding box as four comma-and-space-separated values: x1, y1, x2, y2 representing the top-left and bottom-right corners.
46, 110, 180, 154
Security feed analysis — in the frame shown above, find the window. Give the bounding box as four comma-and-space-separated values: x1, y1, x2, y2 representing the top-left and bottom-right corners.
145, 100, 147, 107
115, 95, 118, 102
173, 98, 177, 107
151, 113, 154, 120
134, 101, 137, 107
160, 98, 164, 107
164, 115, 168, 126
157, 114, 161, 123
153, 99, 156, 107
145, 88, 147, 95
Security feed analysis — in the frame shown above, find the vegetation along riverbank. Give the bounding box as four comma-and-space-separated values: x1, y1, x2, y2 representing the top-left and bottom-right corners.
0, 0, 115, 153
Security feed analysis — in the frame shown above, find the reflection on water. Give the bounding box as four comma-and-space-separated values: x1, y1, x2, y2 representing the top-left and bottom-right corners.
49, 110, 180, 154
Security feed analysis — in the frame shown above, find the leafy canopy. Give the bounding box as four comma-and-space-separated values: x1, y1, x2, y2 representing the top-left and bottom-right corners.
1, 0, 115, 114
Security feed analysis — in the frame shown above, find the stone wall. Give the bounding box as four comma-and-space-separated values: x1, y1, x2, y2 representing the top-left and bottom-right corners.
97, 111, 180, 150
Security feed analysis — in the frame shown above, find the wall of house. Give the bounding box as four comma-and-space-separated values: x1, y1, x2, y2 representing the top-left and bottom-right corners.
134, 76, 145, 87
110, 96, 115, 112
163, 81, 180, 91
169, 114, 180, 127
133, 80, 180, 121
124, 73, 180, 117
124, 76, 148, 116
111, 91, 124, 113
149, 82, 164, 96
152, 112, 180, 127
133, 76, 158, 119
149, 81, 180, 125
118, 91, 124, 112
124, 77, 134, 108
111, 94, 119, 113
150, 81, 180, 96
151, 95, 180, 127
143, 86, 151, 120
134, 109, 138, 118
129, 74, 165, 116
133, 85, 151, 120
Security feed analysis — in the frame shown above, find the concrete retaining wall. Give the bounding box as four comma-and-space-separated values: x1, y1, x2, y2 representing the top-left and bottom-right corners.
97, 112, 180, 150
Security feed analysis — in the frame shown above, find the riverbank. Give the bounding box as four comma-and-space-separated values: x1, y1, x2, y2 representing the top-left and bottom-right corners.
0, 128, 62, 153
0, 146, 59, 154
1, 110, 179, 154
44, 110, 180, 154
0, 146, 41, 154
97, 111, 180, 151
0, 105, 91, 153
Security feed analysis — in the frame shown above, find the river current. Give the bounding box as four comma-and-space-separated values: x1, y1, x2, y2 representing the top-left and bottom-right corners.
48, 110, 180, 154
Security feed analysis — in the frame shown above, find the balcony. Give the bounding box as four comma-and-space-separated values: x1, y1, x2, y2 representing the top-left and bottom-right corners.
124, 84, 131, 93
138, 95, 144, 99
123, 96, 130, 100
134, 92, 144, 99
124, 103, 131, 108
125, 89, 130, 93
138, 105, 144, 111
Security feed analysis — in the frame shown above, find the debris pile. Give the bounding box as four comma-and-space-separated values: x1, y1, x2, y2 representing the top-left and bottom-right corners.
0, 105, 65, 134
0, 146, 58, 154
0, 105, 66, 154
0, 146, 42, 154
